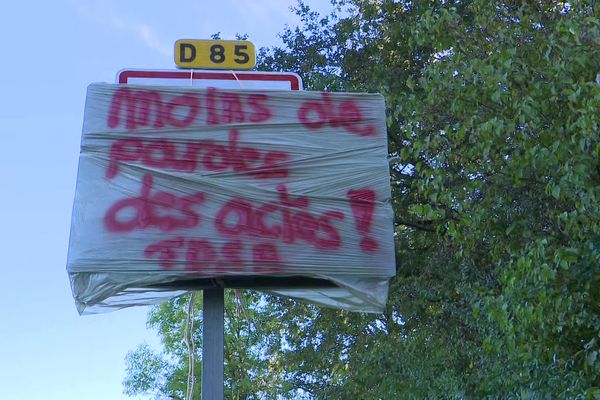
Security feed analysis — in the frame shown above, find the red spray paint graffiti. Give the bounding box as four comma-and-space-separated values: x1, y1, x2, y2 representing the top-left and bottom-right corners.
98, 85, 385, 274
144, 236, 281, 274
214, 184, 345, 250
103, 174, 205, 232
347, 189, 379, 252
107, 87, 272, 131
106, 129, 289, 180
297, 92, 376, 137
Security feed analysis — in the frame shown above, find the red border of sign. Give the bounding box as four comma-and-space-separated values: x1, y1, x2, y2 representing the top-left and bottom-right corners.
117, 69, 302, 90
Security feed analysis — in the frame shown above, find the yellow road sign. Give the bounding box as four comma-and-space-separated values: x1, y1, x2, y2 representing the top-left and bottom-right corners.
175, 39, 256, 70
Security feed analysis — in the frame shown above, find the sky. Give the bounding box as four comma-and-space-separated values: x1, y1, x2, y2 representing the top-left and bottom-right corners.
0, 1, 333, 398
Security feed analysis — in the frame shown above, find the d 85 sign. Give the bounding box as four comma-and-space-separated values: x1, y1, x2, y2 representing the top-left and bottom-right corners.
175, 39, 256, 70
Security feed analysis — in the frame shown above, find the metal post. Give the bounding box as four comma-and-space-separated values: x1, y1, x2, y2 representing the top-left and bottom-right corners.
202, 287, 224, 400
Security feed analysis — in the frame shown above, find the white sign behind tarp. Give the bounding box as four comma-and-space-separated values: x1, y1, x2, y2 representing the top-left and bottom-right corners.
67, 83, 396, 314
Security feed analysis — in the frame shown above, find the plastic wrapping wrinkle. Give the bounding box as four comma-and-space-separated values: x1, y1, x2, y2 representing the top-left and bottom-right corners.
67, 83, 396, 314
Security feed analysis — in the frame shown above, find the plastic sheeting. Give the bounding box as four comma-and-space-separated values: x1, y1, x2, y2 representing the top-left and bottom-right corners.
67, 83, 396, 314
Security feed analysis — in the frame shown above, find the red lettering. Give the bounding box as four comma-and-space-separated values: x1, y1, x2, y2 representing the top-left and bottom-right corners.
276, 184, 309, 243
221, 93, 245, 124
247, 94, 271, 122
107, 137, 143, 179
107, 88, 163, 131
202, 140, 229, 171
215, 198, 254, 236
339, 101, 375, 136
212, 185, 344, 250
231, 146, 261, 173
106, 88, 198, 131
222, 240, 244, 264
103, 174, 205, 232
276, 184, 309, 208
107, 87, 130, 129
292, 211, 319, 243
177, 141, 204, 172
106, 87, 274, 130
106, 130, 290, 180
248, 151, 289, 179
297, 98, 326, 130
297, 93, 376, 136
254, 203, 281, 238
164, 93, 200, 128
316, 211, 345, 249
142, 140, 177, 169
185, 239, 218, 271
220, 240, 246, 273
252, 242, 282, 273
144, 237, 185, 269
144, 237, 283, 275
347, 188, 379, 252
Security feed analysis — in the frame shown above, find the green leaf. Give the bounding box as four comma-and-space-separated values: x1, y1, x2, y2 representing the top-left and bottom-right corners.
552, 185, 561, 199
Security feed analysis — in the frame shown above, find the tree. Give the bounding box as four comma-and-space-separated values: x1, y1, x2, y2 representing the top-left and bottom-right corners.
125, 1, 600, 398
123, 291, 300, 399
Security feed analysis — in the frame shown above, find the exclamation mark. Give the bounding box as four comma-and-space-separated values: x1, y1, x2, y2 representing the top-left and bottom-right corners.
347, 189, 378, 252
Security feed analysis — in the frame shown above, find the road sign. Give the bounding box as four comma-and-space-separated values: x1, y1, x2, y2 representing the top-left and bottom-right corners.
117, 68, 302, 90
70, 67, 395, 313
70, 82, 395, 312
175, 39, 256, 70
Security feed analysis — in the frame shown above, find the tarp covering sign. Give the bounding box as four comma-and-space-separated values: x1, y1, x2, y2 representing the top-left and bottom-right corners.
67, 83, 396, 314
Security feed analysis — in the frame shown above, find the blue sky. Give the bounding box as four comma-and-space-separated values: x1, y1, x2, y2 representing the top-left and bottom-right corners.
0, 1, 332, 398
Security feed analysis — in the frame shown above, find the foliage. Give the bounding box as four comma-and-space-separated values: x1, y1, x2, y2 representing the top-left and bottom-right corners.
125, 1, 600, 398
123, 292, 296, 399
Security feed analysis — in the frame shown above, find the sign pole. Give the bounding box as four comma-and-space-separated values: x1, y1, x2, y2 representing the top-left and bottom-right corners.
202, 287, 224, 400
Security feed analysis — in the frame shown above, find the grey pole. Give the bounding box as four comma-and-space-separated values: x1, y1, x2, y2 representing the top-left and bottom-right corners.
201, 287, 224, 400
